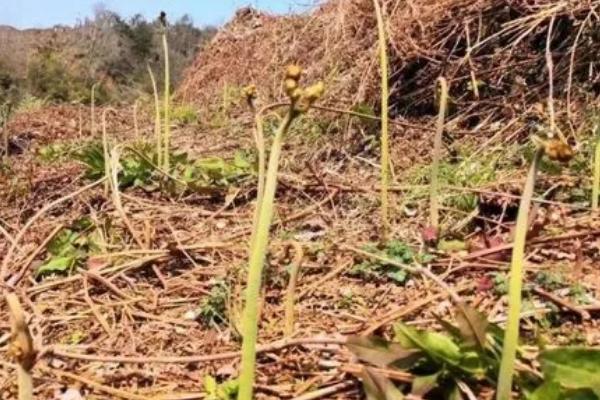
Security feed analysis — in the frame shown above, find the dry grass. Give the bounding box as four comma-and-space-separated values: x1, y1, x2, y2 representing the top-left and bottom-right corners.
1, 0, 600, 398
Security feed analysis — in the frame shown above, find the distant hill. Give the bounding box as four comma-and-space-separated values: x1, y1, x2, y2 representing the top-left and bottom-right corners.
0, 12, 216, 104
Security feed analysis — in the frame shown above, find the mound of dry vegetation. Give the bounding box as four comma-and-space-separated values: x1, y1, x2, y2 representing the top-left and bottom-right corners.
1, 1, 600, 399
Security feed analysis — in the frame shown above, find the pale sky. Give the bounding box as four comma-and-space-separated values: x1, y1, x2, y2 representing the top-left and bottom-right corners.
1, 0, 319, 29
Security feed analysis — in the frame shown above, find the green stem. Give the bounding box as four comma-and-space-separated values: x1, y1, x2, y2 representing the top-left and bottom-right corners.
162, 31, 171, 171
593, 134, 600, 210
250, 110, 266, 249
101, 109, 112, 196
431, 77, 449, 230
249, 104, 286, 252
147, 63, 162, 167
496, 149, 543, 400
284, 241, 303, 337
133, 99, 140, 140
238, 110, 296, 400
373, 0, 390, 241
91, 83, 99, 137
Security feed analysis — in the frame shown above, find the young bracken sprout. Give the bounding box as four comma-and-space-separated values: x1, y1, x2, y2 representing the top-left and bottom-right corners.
496, 137, 573, 400
147, 63, 162, 167
430, 77, 449, 233
372, 0, 391, 240
159, 11, 171, 171
593, 122, 600, 210
90, 82, 99, 137
237, 66, 324, 400
242, 84, 265, 245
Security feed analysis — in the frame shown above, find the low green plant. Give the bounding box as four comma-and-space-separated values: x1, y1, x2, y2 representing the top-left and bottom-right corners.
204, 375, 238, 400
37, 221, 98, 277
534, 271, 565, 291
76, 141, 253, 192
197, 281, 229, 326
181, 151, 253, 188
348, 305, 600, 399
37, 143, 73, 162
170, 103, 198, 125
237, 66, 324, 400
14, 94, 46, 114
349, 240, 422, 284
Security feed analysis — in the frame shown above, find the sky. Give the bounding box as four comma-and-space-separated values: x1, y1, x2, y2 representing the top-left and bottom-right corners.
1, 0, 318, 29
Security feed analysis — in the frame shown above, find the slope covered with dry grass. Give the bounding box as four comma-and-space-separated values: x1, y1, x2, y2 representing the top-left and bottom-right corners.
1, 1, 600, 399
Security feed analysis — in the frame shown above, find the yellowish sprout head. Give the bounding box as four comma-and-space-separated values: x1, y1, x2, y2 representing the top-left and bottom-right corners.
286, 65, 303, 81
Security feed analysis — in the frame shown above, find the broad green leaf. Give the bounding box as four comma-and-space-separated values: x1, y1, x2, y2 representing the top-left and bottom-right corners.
37, 256, 76, 276
347, 336, 422, 369
455, 303, 488, 351
48, 229, 78, 256
362, 367, 405, 400
448, 384, 464, 400
540, 348, 600, 396
529, 383, 598, 400
529, 382, 562, 400
394, 323, 461, 366
411, 372, 440, 397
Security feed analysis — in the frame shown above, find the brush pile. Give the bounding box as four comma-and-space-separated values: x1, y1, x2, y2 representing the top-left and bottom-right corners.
179, 0, 599, 131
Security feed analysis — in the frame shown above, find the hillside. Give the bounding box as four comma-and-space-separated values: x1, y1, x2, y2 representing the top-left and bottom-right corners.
0, 13, 215, 105
1, 1, 600, 399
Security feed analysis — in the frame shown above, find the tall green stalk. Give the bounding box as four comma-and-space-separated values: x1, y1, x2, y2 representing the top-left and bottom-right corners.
238, 111, 296, 400
133, 99, 140, 140
496, 149, 543, 400
373, 0, 390, 240
101, 109, 112, 196
237, 68, 323, 400
161, 21, 171, 171
91, 82, 99, 137
147, 63, 162, 167
430, 77, 449, 230
593, 124, 600, 210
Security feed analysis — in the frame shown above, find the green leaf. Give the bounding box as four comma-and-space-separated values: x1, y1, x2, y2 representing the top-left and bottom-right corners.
455, 303, 488, 351
411, 372, 440, 397
347, 336, 423, 369
204, 375, 218, 395
529, 383, 598, 400
362, 367, 405, 400
394, 323, 461, 366
36, 256, 76, 276
540, 348, 600, 396
529, 382, 562, 400
387, 270, 408, 284
47, 229, 78, 256
448, 384, 464, 400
